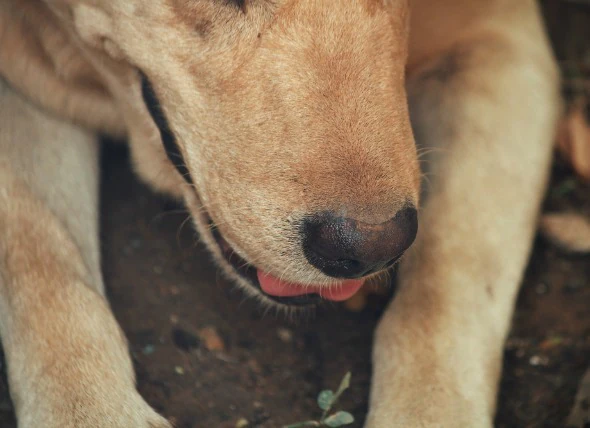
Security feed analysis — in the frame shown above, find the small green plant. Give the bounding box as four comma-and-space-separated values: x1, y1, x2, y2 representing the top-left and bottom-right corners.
284, 372, 355, 428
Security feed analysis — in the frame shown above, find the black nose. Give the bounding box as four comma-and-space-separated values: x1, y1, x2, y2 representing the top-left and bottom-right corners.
301, 207, 418, 279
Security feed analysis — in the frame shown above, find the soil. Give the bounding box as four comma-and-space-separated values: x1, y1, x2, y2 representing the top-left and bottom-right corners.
0, 2, 588, 428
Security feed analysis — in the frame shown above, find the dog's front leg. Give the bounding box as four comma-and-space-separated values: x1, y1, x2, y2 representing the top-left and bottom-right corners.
365, 11, 560, 428
0, 81, 170, 427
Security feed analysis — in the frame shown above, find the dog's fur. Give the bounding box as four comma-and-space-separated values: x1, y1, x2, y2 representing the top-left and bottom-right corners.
0, 0, 560, 426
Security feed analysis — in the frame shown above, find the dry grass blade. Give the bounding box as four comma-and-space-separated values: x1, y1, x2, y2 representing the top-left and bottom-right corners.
566, 367, 590, 427
556, 99, 590, 181
540, 212, 590, 253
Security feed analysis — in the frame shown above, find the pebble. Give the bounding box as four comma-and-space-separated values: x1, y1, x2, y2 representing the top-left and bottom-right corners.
199, 326, 226, 352
142, 344, 155, 355
236, 418, 249, 428
535, 282, 550, 295
277, 328, 293, 343
529, 355, 549, 366
174, 366, 185, 375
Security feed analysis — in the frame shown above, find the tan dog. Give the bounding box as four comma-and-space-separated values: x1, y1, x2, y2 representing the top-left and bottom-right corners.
0, 0, 559, 427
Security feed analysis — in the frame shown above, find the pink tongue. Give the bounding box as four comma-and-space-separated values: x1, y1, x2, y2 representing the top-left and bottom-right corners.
257, 271, 364, 302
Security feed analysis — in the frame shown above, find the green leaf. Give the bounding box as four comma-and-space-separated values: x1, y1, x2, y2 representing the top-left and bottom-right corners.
317, 390, 334, 411
550, 178, 577, 198
283, 421, 321, 428
323, 411, 355, 427
333, 372, 351, 401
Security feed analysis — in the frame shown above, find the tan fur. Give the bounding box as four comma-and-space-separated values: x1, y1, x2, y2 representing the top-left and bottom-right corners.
0, 0, 559, 426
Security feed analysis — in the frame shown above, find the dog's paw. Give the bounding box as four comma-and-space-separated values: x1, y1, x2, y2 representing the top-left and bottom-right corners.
17, 391, 172, 428
364, 411, 492, 428
364, 401, 493, 428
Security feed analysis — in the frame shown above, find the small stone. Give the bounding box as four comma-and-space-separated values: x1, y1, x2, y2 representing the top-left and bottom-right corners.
529, 355, 549, 366
277, 328, 293, 343
199, 326, 226, 352
535, 282, 550, 295
215, 352, 235, 363
236, 418, 249, 428
170, 314, 179, 324
174, 366, 185, 375
142, 344, 155, 355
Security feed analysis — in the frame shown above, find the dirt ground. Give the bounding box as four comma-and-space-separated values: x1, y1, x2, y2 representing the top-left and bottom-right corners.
0, 2, 588, 428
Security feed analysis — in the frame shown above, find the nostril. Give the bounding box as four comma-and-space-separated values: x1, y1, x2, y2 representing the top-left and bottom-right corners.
318, 258, 367, 279
301, 207, 418, 279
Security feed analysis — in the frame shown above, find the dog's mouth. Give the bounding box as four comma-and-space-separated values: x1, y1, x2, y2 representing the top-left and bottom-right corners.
141, 72, 375, 308
210, 227, 365, 307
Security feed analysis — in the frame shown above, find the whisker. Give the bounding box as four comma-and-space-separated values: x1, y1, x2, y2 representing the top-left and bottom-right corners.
175, 214, 194, 247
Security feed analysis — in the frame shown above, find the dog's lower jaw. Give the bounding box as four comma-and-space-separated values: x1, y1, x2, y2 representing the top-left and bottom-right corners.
182, 188, 392, 311
183, 189, 320, 311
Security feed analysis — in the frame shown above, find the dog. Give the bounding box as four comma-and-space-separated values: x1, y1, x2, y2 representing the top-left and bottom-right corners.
0, 0, 560, 426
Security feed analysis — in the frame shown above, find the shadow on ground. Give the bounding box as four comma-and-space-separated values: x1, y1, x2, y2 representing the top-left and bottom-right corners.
101, 150, 590, 427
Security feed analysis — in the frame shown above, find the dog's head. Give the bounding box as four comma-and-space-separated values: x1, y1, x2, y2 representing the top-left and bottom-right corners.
53, 0, 420, 307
